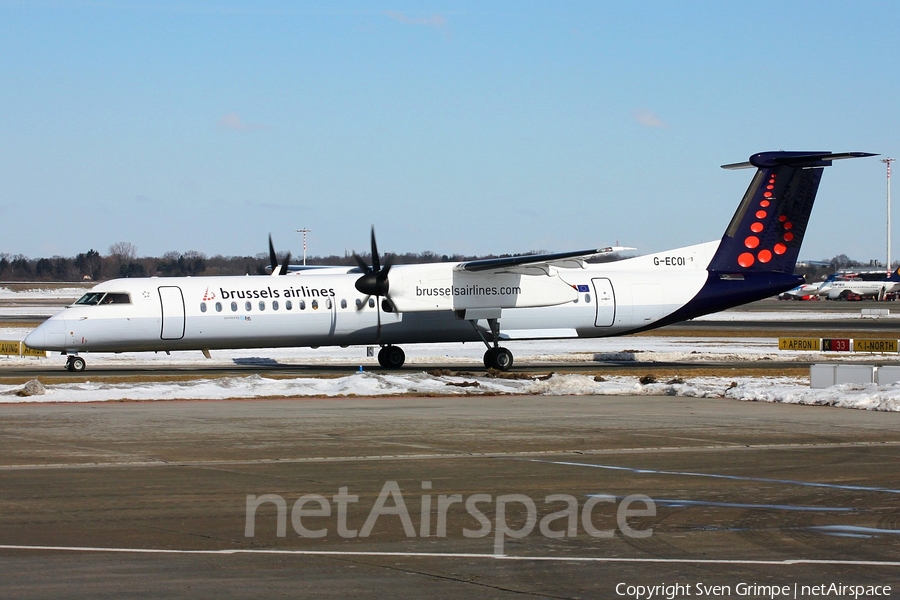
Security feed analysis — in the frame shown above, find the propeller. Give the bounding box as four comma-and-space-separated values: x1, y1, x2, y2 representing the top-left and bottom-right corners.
354, 227, 394, 303
353, 227, 395, 343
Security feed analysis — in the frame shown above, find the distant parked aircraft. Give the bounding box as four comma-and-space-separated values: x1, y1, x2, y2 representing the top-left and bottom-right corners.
817, 269, 900, 301
778, 281, 824, 300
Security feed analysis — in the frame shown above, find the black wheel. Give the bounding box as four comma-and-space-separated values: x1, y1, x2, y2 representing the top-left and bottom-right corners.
378, 345, 405, 369
68, 356, 86, 372
484, 347, 513, 371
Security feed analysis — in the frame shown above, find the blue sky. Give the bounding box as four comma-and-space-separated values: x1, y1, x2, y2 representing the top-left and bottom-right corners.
1, 1, 898, 263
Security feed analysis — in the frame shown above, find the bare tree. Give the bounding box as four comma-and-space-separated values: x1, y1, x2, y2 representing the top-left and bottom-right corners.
107, 241, 142, 278
108, 241, 138, 261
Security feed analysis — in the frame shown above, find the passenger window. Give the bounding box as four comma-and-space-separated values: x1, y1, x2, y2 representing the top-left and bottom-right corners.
272, 300, 279, 311
326, 298, 332, 309
312, 300, 319, 310
231, 301, 238, 312
245, 301, 252, 311
200, 303, 207, 313
356, 298, 363, 309
340, 299, 347, 309
299, 300, 306, 310
286, 300, 293, 311
585, 294, 591, 303
368, 297, 375, 308
215, 302, 222, 312
259, 301, 266, 311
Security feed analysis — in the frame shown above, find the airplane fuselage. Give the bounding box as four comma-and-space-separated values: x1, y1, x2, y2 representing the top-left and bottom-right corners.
24, 150, 875, 370
27, 241, 746, 355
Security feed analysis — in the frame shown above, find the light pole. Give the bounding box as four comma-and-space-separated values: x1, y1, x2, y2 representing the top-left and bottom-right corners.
883, 158, 895, 271
296, 228, 311, 266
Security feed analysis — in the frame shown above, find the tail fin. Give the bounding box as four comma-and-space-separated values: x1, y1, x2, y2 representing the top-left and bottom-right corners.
640, 151, 875, 329
709, 151, 876, 274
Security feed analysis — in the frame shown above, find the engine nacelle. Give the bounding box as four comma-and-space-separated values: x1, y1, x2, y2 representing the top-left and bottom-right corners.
386, 263, 577, 312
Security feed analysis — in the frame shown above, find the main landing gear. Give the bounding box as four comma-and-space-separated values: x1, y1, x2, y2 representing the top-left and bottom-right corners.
65, 355, 86, 372
483, 346, 513, 371
472, 316, 514, 371
377, 345, 406, 369
373, 316, 513, 372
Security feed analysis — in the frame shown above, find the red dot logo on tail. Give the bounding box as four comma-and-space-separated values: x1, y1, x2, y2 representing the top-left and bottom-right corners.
736, 173, 779, 269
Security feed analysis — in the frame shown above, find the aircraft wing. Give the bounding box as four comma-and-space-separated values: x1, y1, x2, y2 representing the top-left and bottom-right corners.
455, 246, 634, 274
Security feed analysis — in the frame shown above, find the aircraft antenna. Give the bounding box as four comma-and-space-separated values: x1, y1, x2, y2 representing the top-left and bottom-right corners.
882, 158, 895, 271
296, 228, 312, 266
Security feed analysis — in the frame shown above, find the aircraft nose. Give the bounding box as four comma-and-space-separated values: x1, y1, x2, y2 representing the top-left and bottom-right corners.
24, 326, 45, 349
24, 318, 65, 351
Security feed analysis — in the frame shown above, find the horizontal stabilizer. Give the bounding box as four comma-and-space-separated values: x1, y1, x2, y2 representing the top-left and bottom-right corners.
721, 151, 877, 170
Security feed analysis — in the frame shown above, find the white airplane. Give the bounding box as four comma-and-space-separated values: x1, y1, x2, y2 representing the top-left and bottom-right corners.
25, 150, 875, 372
777, 281, 823, 300
816, 269, 900, 300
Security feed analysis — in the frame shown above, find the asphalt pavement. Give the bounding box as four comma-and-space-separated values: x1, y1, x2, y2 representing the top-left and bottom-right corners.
1, 395, 898, 598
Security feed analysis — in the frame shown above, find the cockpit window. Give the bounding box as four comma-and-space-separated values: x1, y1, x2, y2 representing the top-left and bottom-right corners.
75, 292, 105, 305
101, 293, 131, 304
74, 292, 132, 306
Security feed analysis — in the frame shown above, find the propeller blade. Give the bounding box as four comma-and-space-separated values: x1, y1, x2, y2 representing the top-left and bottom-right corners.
278, 252, 292, 275
378, 258, 392, 295
370, 226, 380, 273
352, 253, 369, 273
268, 234, 278, 272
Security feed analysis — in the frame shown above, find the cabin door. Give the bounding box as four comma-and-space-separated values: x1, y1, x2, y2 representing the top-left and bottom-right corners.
592, 278, 615, 327
159, 286, 186, 340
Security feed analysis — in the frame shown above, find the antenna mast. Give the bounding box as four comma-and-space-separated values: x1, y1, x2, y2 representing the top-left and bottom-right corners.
883, 158, 895, 270
296, 228, 311, 266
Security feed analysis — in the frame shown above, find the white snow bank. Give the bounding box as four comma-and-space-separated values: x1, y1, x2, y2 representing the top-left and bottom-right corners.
0, 286, 87, 299
1, 372, 899, 411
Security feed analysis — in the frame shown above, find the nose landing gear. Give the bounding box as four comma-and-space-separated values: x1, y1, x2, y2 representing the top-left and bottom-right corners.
65, 355, 86, 372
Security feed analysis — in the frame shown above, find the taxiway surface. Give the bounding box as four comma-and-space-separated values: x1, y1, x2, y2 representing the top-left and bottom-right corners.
1, 395, 898, 598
